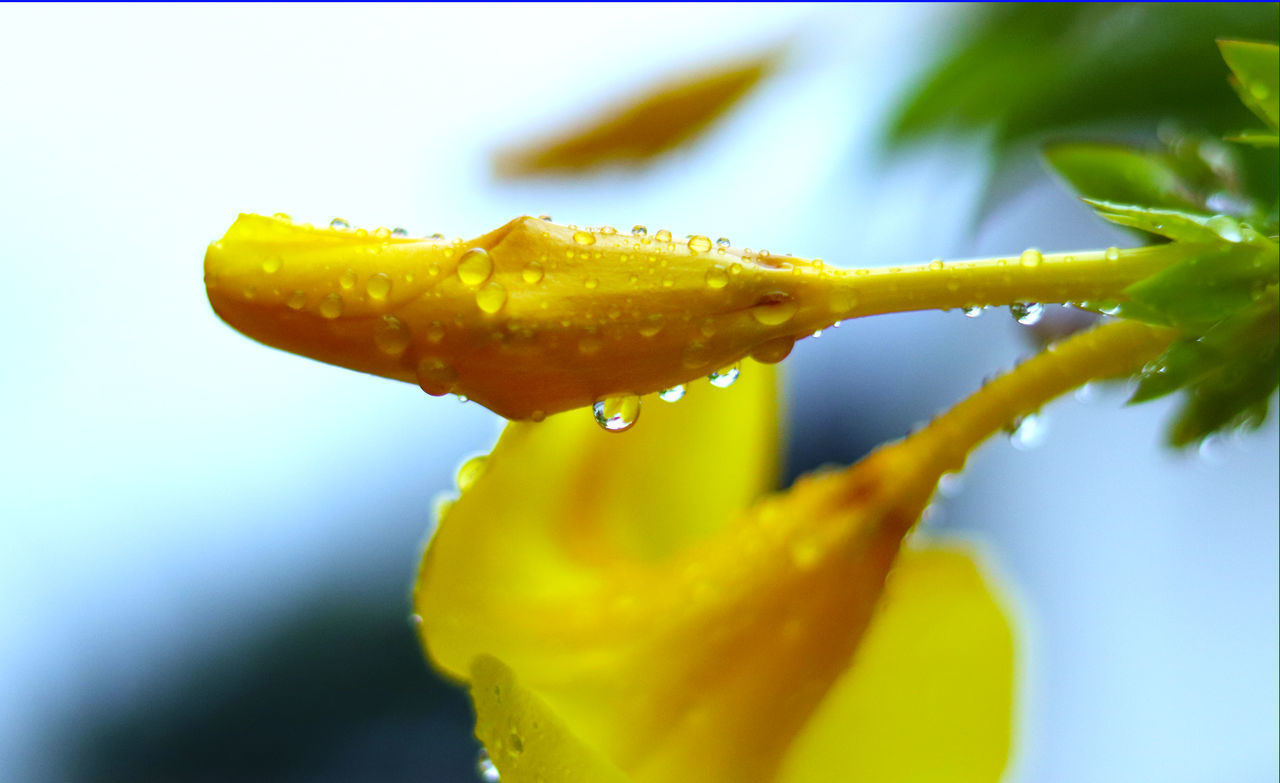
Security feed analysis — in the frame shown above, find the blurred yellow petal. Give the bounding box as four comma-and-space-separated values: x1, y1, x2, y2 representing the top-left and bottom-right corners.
494, 50, 783, 178
470, 655, 631, 783
777, 545, 1014, 783
417, 355, 1014, 782
206, 213, 1176, 422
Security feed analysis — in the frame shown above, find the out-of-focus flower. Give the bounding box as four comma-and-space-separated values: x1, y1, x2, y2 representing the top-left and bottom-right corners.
204, 213, 1178, 424
415, 360, 1015, 783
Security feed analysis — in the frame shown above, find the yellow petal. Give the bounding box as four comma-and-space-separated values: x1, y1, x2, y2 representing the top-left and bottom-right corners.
470, 655, 631, 783
777, 545, 1014, 783
419, 359, 778, 680
494, 49, 783, 178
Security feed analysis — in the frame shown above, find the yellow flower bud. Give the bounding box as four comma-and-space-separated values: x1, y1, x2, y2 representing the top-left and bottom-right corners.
204, 214, 844, 420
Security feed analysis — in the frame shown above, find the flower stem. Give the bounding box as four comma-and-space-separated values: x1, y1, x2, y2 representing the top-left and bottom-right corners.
904, 319, 1179, 477
829, 244, 1200, 318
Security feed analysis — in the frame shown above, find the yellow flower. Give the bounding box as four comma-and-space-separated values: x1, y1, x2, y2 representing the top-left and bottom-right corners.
416, 360, 1015, 783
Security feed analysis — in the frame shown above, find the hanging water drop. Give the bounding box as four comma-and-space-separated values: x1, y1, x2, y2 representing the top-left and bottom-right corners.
476, 748, 500, 782
457, 248, 494, 286
593, 394, 641, 432
1010, 302, 1044, 326
750, 336, 795, 364
658, 385, 686, 402
1006, 413, 1048, 450
416, 357, 458, 396
963, 305, 984, 318
708, 364, 740, 388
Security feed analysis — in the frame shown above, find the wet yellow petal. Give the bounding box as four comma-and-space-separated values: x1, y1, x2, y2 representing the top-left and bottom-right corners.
777, 545, 1014, 783
494, 50, 783, 178
471, 655, 631, 783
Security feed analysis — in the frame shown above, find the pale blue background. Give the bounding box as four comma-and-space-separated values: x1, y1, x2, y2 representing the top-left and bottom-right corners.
1, 4, 1275, 782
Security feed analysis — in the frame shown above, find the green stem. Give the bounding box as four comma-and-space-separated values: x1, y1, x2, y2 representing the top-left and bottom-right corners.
829, 244, 1200, 318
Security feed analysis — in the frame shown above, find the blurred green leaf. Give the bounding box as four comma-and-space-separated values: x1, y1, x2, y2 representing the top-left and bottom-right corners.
887, 4, 1278, 152
1044, 143, 1210, 213
1227, 130, 1280, 147
1218, 39, 1280, 129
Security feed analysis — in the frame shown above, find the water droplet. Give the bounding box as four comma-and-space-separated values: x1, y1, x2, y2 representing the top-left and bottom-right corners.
457, 248, 494, 286
391, 227, 409, 237
705, 266, 729, 289
271, 212, 292, 222
476, 281, 508, 314
593, 394, 641, 432
658, 385, 686, 402
262, 256, 282, 274
456, 455, 488, 491
578, 334, 603, 355
374, 315, 411, 355
429, 232, 445, 240
716, 237, 731, 248
708, 364, 740, 388
1206, 214, 1242, 242
963, 305, 984, 318
750, 335, 795, 364
1104, 246, 1120, 262
537, 214, 552, 221
373, 226, 392, 239
638, 314, 664, 338
655, 229, 673, 243
682, 341, 711, 368
938, 471, 964, 497
416, 357, 458, 396
572, 230, 596, 246
339, 269, 357, 290
688, 235, 713, 253
829, 288, 856, 313
426, 321, 446, 343
632, 225, 647, 237
285, 290, 306, 310
366, 272, 392, 301
928, 259, 944, 271
319, 293, 344, 319
750, 292, 797, 325
476, 748, 500, 782
329, 217, 350, 231
1006, 413, 1048, 450
1019, 248, 1043, 268
584, 277, 598, 290
599, 226, 617, 236
522, 262, 544, 284
1010, 302, 1044, 326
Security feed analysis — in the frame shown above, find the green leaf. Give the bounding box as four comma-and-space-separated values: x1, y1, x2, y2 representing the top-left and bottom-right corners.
886, 4, 1277, 151
1043, 143, 1210, 213
1226, 130, 1280, 147
1218, 39, 1280, 129
1083, 199, 1274, 246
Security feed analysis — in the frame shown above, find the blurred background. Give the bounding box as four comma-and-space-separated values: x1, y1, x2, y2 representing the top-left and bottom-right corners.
1, 4, 1275, 782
